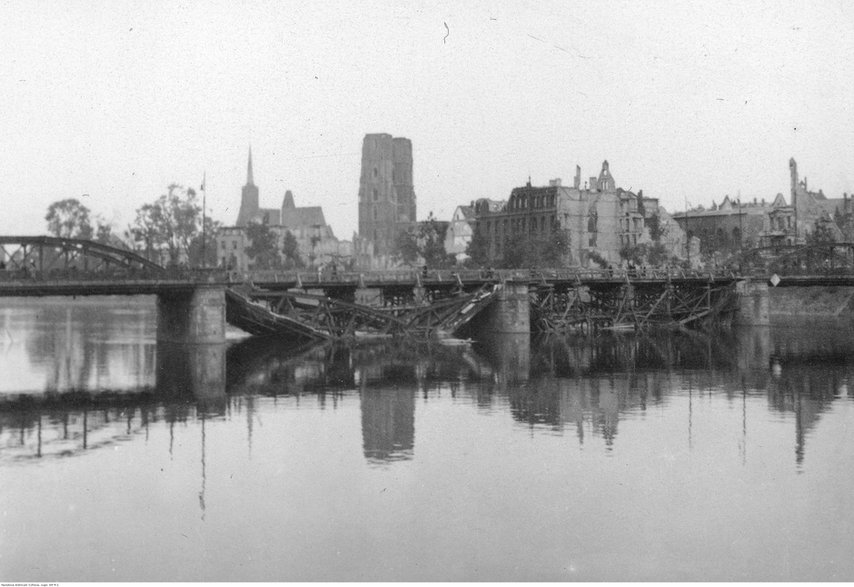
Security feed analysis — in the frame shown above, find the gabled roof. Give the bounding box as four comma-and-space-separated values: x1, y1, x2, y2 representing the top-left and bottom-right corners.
454, 205, 475, 220
281, 206, 327, 229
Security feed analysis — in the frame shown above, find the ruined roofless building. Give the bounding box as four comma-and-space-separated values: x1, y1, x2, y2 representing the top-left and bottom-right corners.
358, 134, 416, 258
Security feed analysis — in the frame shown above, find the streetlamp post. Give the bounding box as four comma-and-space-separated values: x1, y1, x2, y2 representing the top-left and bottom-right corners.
201, 172, 207, 269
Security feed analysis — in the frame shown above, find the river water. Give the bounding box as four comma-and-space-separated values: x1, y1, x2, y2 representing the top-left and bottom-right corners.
1, 297, 853, 581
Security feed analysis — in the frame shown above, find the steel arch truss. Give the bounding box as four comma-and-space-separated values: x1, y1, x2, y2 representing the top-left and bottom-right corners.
733, 243, 854, 276
0, 236, 164, 277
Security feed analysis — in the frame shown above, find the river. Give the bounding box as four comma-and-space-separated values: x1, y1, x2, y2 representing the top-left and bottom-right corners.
1, 297, 853, 581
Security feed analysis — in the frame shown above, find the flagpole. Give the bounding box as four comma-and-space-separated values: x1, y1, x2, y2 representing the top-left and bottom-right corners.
201, 171, 207, 269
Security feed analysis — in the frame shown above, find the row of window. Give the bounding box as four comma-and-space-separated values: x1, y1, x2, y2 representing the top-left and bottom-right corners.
619, 234, 639, 247
481, 214, 558, 237
508, 193, 556, 211
619, 218, 643, 232
771, 215, 794, 230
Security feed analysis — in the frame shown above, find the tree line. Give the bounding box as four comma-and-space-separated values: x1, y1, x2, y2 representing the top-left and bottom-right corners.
44, 184, 220, 268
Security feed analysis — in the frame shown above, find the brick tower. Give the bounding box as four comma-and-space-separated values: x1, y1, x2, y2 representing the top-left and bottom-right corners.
358, 134, 416, 258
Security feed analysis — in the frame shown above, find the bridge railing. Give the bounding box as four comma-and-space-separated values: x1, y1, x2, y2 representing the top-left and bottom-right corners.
0, 264, 743, 286
0, 266, 232, 283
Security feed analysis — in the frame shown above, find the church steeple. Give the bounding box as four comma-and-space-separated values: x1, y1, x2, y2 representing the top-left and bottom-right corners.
236, 146, 260, 226
246, 146, 255, 186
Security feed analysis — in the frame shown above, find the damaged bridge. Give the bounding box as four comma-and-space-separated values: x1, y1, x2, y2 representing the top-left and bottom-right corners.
0, 236, 745, 343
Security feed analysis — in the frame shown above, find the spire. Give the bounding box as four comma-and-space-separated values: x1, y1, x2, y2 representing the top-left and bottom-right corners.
246, 146, 255, 186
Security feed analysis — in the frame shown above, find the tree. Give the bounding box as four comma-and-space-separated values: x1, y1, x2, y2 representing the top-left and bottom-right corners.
619, 242, 673, 268
808, 218, 838, 245
392, 228, 421, 266
539, 227, 571, 268
645, 213, 664, 242
497, 226, 570, 269
281, 230, 304, 269
130, 184, 203, 266
391, 212, 453, 268
92, 215, 118, 246
45, 198, 93, 239
500, 232, 535, 269
245, 222, 281, 270
130, 203, 164, 263
465, 224, 491, 267
419, 213, 453, 268
187, 216, 222, 267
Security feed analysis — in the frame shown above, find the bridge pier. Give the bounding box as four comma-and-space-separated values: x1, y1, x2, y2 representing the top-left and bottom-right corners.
156, 286, 226, 344
472, 281, 530, 335
735, 280, 770, 326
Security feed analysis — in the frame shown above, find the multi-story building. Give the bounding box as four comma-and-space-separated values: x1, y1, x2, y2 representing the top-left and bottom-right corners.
673, 159, 854, 253
471, 161, 653, 266
357, 133, 416, 267
672, 195, 779, 255
444, 200, 504, 262
789, 157, 852, 240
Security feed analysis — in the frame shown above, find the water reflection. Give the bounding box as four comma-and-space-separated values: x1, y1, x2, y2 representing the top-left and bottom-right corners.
1, 299, 854, 471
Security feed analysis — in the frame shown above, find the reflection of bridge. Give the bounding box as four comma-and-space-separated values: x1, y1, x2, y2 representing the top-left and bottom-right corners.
2, 328, 851, 466
2, 236, 853, 340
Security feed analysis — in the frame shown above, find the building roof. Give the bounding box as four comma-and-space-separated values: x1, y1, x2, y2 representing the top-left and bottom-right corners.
255, 208, 281, 225
281, 206, 327, 230
453, 205, 475, 220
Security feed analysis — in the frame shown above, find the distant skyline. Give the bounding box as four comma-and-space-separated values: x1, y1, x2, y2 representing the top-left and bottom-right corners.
2, 0, 853, 241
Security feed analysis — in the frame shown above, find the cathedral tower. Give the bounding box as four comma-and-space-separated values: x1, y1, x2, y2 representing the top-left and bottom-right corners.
358, 134, 416, 257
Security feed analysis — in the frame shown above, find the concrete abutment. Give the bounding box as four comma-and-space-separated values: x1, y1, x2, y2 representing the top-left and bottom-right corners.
156, 286, 226, 344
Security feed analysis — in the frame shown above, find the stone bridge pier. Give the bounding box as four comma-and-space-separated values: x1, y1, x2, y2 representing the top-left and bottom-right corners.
468, 280, 530, 337
156, 286, 227, 344
735, 280, 770, 326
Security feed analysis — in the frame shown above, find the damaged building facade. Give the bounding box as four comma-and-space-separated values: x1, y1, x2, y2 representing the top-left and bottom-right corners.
672, 158, 854, 255
471, 161, 686, 267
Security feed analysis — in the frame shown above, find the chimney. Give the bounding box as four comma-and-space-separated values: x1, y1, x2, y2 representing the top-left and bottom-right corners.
574, 165, 581, 189
549, 178, 562, 187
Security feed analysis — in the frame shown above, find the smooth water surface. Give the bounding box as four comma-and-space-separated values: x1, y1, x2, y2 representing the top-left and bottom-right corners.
1, 297, 854, 581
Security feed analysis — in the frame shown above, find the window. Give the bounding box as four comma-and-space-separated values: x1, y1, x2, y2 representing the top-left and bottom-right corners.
373, 188, 378, 201
373, 207, 377, 220
373, 167, 378, 178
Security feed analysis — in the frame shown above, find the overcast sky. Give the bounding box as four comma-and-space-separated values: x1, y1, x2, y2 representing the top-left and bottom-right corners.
2, 0, 853, 240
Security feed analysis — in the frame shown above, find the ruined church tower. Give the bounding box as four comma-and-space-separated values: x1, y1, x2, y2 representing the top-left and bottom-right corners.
358, 134, 416, 257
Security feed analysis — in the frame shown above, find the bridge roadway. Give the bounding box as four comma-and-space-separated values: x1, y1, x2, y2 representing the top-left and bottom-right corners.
0, 267, 851, 297
0, 267, 747, 297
